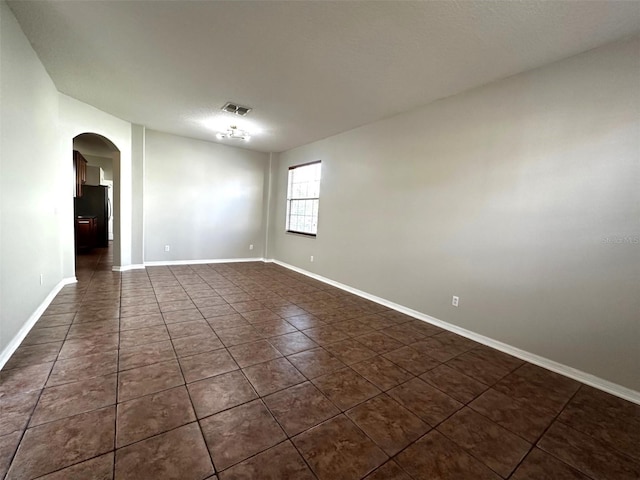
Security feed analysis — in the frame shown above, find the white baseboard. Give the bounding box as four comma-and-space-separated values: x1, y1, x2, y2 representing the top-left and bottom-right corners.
112, 264, 146, 272
270, 259, 640, 405
0, 277, 77, 371
145, 257, 265, 267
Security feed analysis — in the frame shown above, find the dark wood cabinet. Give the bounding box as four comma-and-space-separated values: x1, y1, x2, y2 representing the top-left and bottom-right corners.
73, 150, 88, 197
75, 216, 97, 251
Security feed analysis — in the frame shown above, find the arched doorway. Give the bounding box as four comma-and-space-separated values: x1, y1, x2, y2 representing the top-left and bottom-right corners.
72, 133, 121, 279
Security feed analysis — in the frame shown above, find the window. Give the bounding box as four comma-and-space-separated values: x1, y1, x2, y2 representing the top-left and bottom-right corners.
286, 161, 321, 236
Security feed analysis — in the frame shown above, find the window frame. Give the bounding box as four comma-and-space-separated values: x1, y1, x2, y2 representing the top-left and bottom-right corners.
285, 160, 321, 237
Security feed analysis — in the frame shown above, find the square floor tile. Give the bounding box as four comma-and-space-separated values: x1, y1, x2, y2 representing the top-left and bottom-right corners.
537, 421, 640, 480
242, 357, 306, 396
120, 313, 164, 331
437, 407, 531, 477
240, 309, 282, 324
0, 362, 53, 395
47, 350, 117, 387
30, 373, 117, 426
268, 331, 319, 356
395, 430, 500, 480
0, 432, 22, 480
356, 332, 404, 354
494, 366, 579, 414
115, 422, 214, 480
172, 332, 224, 357
254, 319, 297, 337
36, 452, 113, 480
380, 324, 426, 344
120, 303, 160, 318
119, 340, 177, 371
118, 359, 184, 402
281, 314, 324, 330
35, 313, 75, 328
388, 377, 462, 426
200, 304, 238, 318
179, 349, 238, 383
324, 338, 378, 365
58, 333, 119, 359
116, 385, 196, 447
302, 326, 350, 346
215, 325, 264, 347
206, 314, 250, 330
188, 370, 258, 419
3, 342, 62, 370
292, 414, 388, 480
264, 381, 339, 436
346, 393, 429, 455
446, 348, 522, 386
200, 399, 286, 470
287, 348, 345, 379
383, 346, 440, 375
159, 299, 195, 313
120, 325, 170, 348
312, 367, 381, 411
167, 320, 214, 339
162, 308, 204, 324
558, 386, 640, 461
364, 460, 412, 480
22, 326, 69, 346
470, 388, 556, 443
0, 390, 40, 437
511, 448, 591, 480
335, 320, 375, 337
66, 319, 119, 340
351, 356, 412, 391
420, 364, 488, 403
218, 441, 315, 480
6, 406, 115, 479
229, 340, 283, 368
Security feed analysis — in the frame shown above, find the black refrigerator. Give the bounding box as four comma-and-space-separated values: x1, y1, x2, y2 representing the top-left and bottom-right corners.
75, 185, 109, 247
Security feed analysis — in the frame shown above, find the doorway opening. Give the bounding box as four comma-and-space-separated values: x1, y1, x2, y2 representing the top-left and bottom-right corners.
72, 133, 120, 281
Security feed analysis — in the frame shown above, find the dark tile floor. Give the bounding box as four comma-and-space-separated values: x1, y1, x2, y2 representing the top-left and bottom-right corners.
1, 245, 639, 479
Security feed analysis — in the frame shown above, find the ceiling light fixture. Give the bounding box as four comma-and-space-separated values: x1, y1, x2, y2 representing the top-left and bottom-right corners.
216, 125, 251, 141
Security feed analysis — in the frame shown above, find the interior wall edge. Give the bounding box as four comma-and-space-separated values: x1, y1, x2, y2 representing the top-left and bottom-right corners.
0, 277, 77, 372
269, 258, 640, 406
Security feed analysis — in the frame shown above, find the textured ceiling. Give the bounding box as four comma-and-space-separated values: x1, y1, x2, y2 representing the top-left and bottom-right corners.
8, 0, 640, 153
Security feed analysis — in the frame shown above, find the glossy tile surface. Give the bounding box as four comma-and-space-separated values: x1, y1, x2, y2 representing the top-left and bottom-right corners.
1, 245, 638, 479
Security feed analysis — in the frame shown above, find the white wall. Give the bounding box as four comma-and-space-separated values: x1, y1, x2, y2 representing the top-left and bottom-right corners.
270, 36, 640, 392
144, 130, 269, 262
0, 1, 65, 357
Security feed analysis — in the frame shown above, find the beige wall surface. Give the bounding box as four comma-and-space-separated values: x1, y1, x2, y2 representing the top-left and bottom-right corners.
270, 36, 640, 391
0, 1, 65, 356
144, 130, 269, 262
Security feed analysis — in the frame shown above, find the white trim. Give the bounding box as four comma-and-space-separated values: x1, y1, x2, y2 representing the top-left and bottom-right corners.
0, 277, 77, 371
112, 264, 146, 272
145, 257, 265, 267
270, 259, 640, 405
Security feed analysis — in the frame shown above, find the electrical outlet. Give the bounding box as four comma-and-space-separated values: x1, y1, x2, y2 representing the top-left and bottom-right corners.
40, 274, 44, 286
164, 245, 170, 252
310, 255, 314, 262
452, 296, 459, 307
249, 244, 254, 250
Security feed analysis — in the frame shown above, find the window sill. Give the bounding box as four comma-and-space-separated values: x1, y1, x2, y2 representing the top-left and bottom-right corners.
285, 230, 317, 238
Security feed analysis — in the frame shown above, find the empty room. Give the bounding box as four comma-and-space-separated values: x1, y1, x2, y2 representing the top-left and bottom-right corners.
0, 1, 639, 479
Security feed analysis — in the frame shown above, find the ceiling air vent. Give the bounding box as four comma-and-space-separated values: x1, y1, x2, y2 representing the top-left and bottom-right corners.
221, 102, 252, 116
